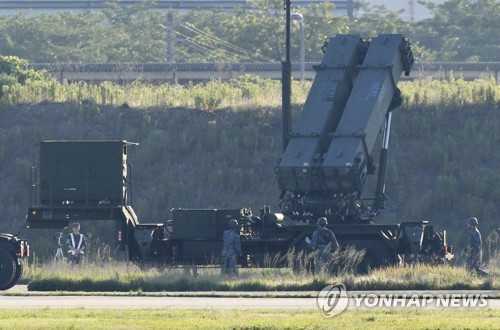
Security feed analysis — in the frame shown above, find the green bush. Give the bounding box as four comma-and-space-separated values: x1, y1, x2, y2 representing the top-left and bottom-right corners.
0, 56, 43, 82
0, 73, 17, 95
0, 56, 45, 96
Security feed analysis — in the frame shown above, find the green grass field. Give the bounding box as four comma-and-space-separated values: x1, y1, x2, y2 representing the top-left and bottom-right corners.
0, 308, 497, 329
24, 261, 499, 292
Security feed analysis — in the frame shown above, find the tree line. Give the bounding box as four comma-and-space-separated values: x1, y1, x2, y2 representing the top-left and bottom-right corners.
0, 0, 497, 63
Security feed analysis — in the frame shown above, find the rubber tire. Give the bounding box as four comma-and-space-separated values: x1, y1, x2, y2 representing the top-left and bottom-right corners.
3, 260, 23, 291
357, 252, 380, 274
0, 248, 16, 290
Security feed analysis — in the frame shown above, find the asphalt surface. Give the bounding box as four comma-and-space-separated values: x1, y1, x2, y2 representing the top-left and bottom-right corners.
1, 286, 498, 310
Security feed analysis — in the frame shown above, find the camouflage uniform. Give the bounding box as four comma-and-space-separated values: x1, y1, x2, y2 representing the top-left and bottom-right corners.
467, 227, 487, 275
221, 229, 242, 276
311, 227, 339, 273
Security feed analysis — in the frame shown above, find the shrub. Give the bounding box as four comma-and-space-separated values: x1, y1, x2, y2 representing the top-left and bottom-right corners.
0, 56, 45, 96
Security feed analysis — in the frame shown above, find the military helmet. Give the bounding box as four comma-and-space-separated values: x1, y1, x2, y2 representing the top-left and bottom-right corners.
467, 217, 478, 226
317, 217, 328, 227
229, 219, 239, 229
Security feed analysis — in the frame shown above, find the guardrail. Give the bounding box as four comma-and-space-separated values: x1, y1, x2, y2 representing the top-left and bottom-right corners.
30, 62, 500, 83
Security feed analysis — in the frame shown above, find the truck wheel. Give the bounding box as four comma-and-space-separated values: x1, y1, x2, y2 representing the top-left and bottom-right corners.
4, 261, 23, 291
0, 248, 16, 290
357, 252, 380, 274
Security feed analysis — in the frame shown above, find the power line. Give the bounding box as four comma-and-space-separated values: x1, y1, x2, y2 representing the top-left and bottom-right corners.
179, 22, 273, 62
180, 23, 266, 60
174, 30, 257, 62
178, 24, 252, 61
174, 31, 242, 62
174, 30, 228, 55
181, 23, 272, 62
176, 39, 229, 61
172, 46, 192, 59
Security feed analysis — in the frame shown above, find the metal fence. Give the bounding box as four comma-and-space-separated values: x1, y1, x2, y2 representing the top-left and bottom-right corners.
29, 62, 500, 83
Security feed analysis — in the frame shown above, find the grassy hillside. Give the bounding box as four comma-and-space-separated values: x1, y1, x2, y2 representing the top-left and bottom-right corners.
0, 77, 499, 261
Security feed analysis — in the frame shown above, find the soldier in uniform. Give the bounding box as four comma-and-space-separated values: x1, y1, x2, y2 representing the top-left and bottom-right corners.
163, 220, 174, 239
221, 219, 242, 276
466, 217, 488, 276
311, 217, 339, 273
67, 222, 86, 265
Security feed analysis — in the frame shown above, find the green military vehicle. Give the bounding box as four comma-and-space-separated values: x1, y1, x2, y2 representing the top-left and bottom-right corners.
26, 33, 453, 271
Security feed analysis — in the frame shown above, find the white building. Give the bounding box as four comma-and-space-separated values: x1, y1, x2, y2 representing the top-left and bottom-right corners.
356, 0, 446, 21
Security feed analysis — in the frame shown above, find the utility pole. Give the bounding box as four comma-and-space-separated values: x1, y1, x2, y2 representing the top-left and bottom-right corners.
291, 12, 305, 82
282, 0, 292, 152
166, 12, 175, 63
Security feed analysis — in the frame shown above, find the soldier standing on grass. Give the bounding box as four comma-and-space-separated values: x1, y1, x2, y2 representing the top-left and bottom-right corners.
466, 217, 488, 276
221, 219, 242, 277
311, 217, 339, 273
67, 223, 86, 265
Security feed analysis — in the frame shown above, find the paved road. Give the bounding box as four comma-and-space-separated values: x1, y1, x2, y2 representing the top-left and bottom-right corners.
1, 286, 498, 310
0, 295, 498, 310
0, 295, 317, 309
